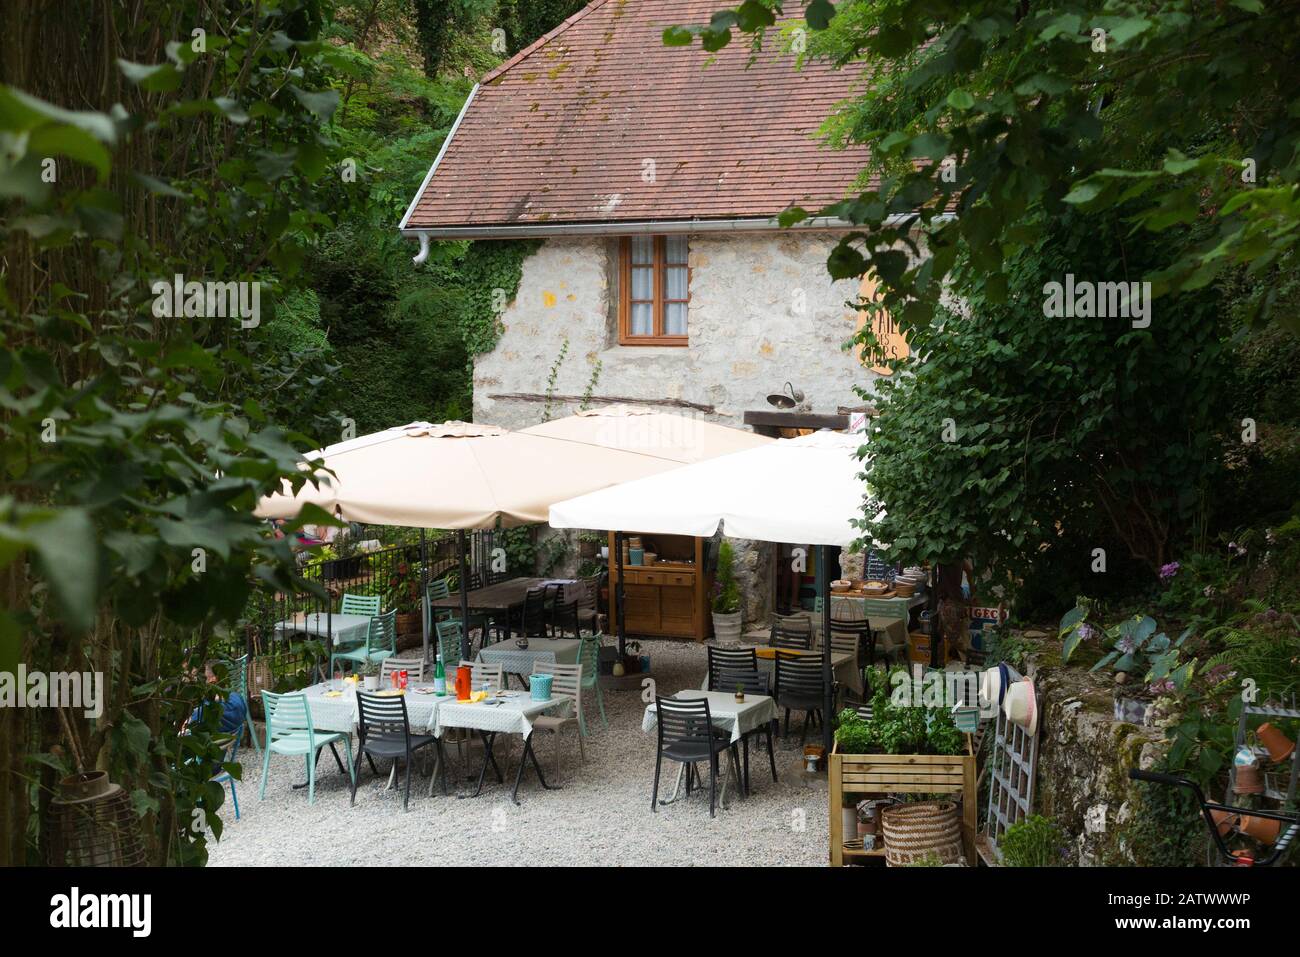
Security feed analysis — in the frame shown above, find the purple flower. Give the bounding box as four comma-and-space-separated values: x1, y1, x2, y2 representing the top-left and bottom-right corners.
1117, 636, 1137, 654
1158, 562, 1180, 583
1077, 623, 1097, 643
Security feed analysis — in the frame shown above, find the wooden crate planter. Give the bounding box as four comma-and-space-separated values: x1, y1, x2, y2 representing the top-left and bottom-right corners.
829, 742, 977, 866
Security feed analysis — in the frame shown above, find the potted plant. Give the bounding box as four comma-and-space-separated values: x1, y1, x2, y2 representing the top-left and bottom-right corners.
385, 560, 422, 637
734, 681, 745, 704
711, 540, 742, 641
362, 660, 380, 691
578, 530, 602, 560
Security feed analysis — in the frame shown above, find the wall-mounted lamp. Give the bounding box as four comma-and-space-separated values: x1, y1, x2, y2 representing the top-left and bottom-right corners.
765, 382, 805, 410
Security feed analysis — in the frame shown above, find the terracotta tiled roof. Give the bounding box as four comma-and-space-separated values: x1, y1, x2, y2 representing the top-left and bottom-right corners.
402, 0, 874, 233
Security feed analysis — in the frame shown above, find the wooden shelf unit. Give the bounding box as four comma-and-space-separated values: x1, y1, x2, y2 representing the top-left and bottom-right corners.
829, 742, 978, 867
608, 533, 711, 641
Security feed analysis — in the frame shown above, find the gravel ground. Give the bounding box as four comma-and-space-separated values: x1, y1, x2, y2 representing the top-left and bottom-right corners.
207, 638, 829, 867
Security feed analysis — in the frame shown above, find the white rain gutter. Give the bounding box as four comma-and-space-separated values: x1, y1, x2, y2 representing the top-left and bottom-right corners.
400, 83, 480, 264
401, 212, 942, 243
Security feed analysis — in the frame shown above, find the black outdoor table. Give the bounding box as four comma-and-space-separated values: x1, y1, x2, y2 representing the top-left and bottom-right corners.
427, 577, 574, 640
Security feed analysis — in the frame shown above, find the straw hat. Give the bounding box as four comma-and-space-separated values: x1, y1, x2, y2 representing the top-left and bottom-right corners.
1002, 679, 1039, 736
980, 663, 1012, 710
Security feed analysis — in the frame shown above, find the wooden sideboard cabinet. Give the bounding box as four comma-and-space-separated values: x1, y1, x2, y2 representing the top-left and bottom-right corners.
607, 532, 712, 641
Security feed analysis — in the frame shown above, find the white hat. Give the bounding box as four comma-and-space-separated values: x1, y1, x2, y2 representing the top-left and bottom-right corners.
980, 663, 1012, 710
1002, 679, 1039, 736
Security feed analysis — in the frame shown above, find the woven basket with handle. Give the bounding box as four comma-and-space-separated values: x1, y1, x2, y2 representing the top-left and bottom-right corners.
881, 800, 965, 866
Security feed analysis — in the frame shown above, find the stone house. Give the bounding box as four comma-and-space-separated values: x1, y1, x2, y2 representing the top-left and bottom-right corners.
401, 0, 905, 626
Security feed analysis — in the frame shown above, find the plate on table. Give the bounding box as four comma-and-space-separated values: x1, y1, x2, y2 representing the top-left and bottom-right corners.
377, 688, 404, 697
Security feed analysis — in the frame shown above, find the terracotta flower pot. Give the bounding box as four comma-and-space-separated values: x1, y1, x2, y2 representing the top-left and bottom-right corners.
1238, 813, 1282, 845
1257, 722, 1296, 764
1210, 808, 1239, 838
1234, 764, 1265, 795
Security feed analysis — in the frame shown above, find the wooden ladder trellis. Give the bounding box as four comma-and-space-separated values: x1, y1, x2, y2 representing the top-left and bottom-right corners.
983, 686, 1040, 854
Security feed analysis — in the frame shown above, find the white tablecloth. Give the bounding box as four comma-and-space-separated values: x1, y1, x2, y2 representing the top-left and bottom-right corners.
274, 612, 372, 647
433, 691, 573, 738
477, 636, 581, 675
300, 681, 457, 735
642, 690, 779, 745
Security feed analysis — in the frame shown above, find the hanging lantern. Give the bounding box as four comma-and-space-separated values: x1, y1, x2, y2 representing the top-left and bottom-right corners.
46, 771, 147, 867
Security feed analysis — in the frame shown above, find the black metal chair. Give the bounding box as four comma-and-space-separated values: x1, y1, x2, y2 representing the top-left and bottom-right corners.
517, 586, 553, 638
706, 645, 758, 691
549, 593, 582, 638
651, 695, 741, 818
352, 691, 445, 811
829, 616, 874, 668
771, 615, 813, 650
715, 668, 777, 792
774, 651, 828, 746
573, 576, 601, 636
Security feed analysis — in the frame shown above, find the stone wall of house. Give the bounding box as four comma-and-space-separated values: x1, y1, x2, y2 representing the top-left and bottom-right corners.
473, 231, 879, 621
471, 231, 879, 429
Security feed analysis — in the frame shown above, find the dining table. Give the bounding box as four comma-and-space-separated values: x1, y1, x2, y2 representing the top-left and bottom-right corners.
476, 635, 581, 683
297, 679, 463, 792
642, 689, 779, 809
274, 612, 374, 681
427, 577, 576, 640
432, 690, 574, 805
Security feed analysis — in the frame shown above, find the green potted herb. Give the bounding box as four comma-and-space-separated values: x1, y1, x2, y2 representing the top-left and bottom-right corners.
362, 660, 381, 691
711, 541, 742, 642
735, 681, 745, 704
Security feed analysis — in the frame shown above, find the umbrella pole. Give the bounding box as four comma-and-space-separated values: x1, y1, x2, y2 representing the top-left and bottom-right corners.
614, 530, 626, 657
819, 544, 834, 758
420, 528, 429, 665
457, 529, 470, 661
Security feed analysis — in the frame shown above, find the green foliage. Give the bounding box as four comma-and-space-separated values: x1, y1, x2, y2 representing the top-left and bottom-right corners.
310, 36, 539, 432
834, 673, 967, 756
543, 339, 570, 422
497, 525, 538, 575
700, 0, 1300, 333
384, 559, 422, 614
1126, 764, 1209, 867
0, 0, 345, 865
1060, 606, 1195, 698
496, 0, 587, 57
1204, 608, 1300, 700
712, 540, 741, 614
1000, 815, 1067, 868
857, 206, 1230, 583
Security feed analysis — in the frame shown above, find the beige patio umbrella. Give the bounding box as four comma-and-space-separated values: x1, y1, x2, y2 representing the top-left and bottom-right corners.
255, 420, 681, 527
256, 420, 684, 662
521, 405, 772, 463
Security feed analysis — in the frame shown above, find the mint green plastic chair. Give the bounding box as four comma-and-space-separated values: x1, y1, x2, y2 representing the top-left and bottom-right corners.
330, 609, 396, 677
578, 633, 607, 733
259, 690, 354, 805
341, 593, 381, 617
859, 597, 909, 662
424, 578, 454, 637
224, 653, 261, 759
436, 619, 464, 665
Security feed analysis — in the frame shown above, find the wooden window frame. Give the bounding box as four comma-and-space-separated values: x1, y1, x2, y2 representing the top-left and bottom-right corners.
618, 236, 690, 346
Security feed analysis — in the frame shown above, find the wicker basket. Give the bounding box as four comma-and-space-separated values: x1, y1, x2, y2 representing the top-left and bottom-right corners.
881, 800, 965, 866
